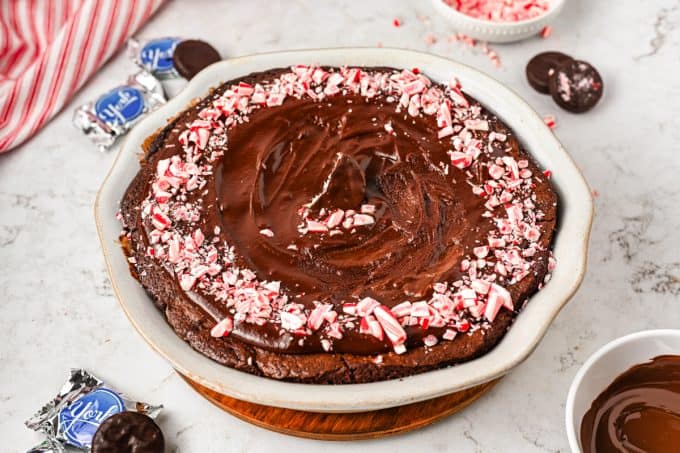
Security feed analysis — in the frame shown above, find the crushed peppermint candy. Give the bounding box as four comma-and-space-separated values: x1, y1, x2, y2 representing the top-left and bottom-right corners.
443, 0, 551, 23
481, 43, 501, 68
543, 114, 556, 129
448, 33, 502, 68
297, 205, 377, 237
259, 228, 275, 237
123, 64, 555, 356
424, 33, 438, 46
540, 26, 552, 39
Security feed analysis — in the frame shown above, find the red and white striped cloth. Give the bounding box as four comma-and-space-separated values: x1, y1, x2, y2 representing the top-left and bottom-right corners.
0, 0, 165, 153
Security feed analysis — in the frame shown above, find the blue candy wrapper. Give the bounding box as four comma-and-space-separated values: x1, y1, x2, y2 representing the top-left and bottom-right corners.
128, 37, 183, 79
25, 369, 162, 452
73, 70, 165, 151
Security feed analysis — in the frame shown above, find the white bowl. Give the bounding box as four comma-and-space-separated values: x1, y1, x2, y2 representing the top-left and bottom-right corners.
565, 329, 680, 452
431, 0, 566, 43
95, 47, 593, 413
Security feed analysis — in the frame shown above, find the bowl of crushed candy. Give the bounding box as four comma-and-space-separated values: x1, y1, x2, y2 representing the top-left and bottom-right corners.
432, 0, 566, 43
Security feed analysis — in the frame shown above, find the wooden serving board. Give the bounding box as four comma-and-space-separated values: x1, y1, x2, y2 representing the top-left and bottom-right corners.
179, 373, 500, 440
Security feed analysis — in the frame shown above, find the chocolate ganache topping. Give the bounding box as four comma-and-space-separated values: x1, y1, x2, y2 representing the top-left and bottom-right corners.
128, 66, 556, 357
216, 90, 492, 353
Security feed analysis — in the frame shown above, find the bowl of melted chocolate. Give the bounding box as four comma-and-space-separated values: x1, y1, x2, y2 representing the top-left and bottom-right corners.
566, 330, 680, 453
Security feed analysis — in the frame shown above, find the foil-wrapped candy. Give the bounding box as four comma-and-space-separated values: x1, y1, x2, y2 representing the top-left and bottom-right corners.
25, 369, 162, 452
73, 70, 165, 151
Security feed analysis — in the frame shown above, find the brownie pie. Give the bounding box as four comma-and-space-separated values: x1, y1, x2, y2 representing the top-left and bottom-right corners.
119, 65, 557, 384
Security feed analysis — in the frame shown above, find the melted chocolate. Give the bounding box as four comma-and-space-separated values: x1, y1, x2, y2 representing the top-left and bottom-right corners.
213, 92, 501, 353
580, 355, 680, 453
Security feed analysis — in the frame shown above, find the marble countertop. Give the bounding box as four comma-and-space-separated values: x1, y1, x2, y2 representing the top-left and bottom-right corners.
2, 0, 680, 451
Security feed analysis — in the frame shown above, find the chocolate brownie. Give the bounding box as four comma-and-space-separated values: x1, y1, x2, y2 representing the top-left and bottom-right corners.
119, 66, 557, 384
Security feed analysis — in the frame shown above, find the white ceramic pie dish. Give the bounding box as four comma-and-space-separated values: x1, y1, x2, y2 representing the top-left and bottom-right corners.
431, 0, 566, 43
95, 47, 593, 413
565, 330, 680, 452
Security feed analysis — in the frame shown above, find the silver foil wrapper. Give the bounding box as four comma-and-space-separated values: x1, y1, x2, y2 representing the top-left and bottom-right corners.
25, 369, 162, 452
26, 438, 65, 453
127, 37, 183, 79
73, 70, 165, 151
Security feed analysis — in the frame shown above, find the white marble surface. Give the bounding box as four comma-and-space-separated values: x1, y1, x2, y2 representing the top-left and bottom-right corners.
2, 0, 680, 451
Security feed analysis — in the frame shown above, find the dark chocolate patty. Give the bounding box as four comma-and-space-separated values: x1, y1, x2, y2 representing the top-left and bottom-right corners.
548, 59, 603, 113
173, 39, 221, 79
91, 412, 164, 453
526, 51, 573, 94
